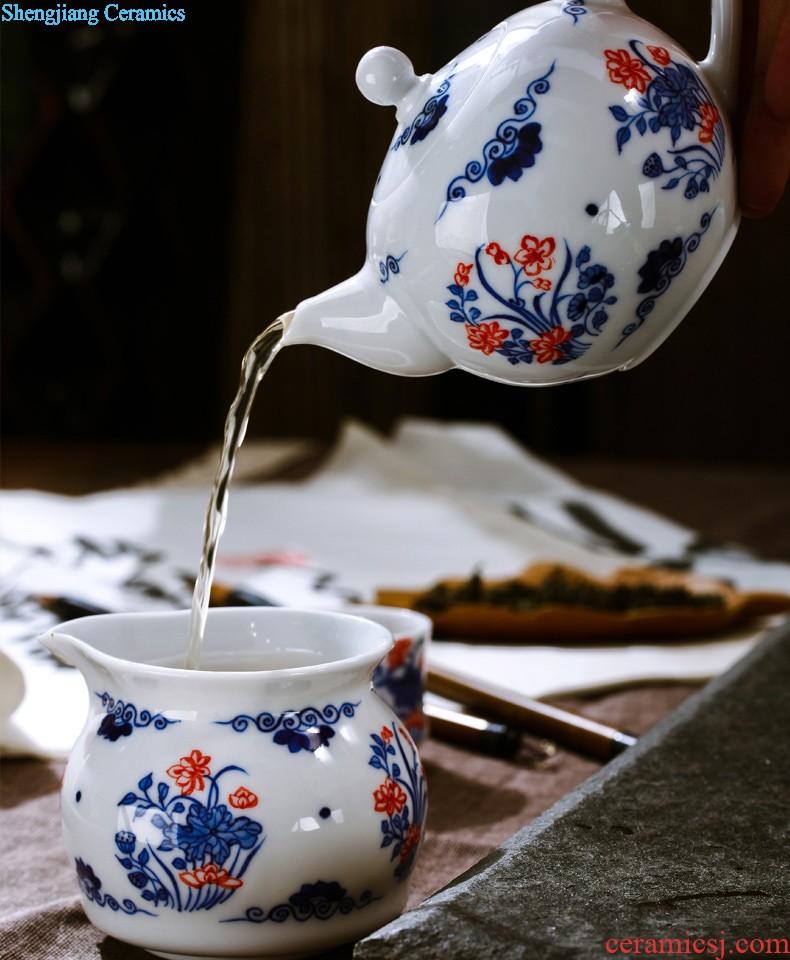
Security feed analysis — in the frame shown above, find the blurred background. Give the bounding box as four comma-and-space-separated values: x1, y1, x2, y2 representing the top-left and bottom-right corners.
2, 0, 789, 464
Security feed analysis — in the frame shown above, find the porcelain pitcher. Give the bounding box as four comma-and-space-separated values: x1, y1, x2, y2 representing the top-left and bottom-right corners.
42, 608, 427, 960
284, 0, 741, 384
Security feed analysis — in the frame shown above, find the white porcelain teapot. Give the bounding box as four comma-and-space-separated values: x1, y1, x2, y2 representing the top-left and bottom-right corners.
284, 0, 740, 384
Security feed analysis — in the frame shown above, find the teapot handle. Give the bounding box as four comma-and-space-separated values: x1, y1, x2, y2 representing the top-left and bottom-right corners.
699, 0, 742, 116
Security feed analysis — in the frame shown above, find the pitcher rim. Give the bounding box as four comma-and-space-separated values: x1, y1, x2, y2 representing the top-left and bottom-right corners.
42, 606, 394, 680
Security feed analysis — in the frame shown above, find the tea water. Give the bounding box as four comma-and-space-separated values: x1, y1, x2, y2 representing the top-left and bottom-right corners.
184, 311, 293, 670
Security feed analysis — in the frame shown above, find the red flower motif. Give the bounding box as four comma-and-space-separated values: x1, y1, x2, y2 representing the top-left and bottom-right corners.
228, 786, 259, 809
514, 235, 556, 276
454, 262, 473, 286
531, 277, 552, 291
179, 862, 243, 890
605, 48, 652, 93
373, 777, 408, 817
530, 326, 573, 364
647, 45, 671, 66
485, 242, 511, 265
698, 101, 719, 143
466, 321, 509, 355
387, 637, 412, 669
399, 824, 422, 862
380, 725, 393, 744
403, 708, 424, 731
167, 749, 211, 796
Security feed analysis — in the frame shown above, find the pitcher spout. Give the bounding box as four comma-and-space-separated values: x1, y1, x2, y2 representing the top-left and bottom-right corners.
40, 627, 115, 696
283, 265, 452, 377
41, 630, 87, 670
40, 616, 124, 690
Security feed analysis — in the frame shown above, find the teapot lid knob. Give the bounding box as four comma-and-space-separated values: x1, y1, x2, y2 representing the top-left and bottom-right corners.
356, 46, 421, 107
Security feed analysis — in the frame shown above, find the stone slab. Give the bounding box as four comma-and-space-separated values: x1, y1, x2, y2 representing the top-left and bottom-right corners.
354, 622, 790, 959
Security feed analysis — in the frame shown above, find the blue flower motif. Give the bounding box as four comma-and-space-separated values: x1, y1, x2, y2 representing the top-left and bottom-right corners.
373, 662, 422, 713
290, 881, 346, 908
75, 858, 102, 893
410, 95, 448, 145
607, 42, 725, 201
273, 724, 335, 753
684, 179, 700, 199
578, 264, 614, 290
95, 693, 178, 742
114, 831, 136, 855
441, 63, 553, 215
98, 714, 132, 741
651, 65, 699, 141
643, 152, 664, 178
496, 330, 535, 365
637, 237, 685, 294
164, 804, 262, 864
393, 77, 452, 151
567, 293, 588, 321
621, 208, 716, 345
488, 123, 543, 186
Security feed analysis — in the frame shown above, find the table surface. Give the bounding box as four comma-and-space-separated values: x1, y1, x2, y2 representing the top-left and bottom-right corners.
2, 439, 788, 958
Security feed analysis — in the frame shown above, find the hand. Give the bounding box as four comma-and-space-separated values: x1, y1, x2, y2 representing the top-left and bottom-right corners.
738, 0, 790, 218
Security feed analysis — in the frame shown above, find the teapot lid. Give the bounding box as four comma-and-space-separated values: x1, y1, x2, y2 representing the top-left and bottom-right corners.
358, 23, 506, 202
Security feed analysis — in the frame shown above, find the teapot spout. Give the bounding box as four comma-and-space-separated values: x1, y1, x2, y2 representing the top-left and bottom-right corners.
284, 266, 452, 377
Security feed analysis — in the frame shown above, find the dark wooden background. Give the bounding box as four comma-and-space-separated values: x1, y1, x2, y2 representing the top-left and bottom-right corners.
3, 1, 789, 463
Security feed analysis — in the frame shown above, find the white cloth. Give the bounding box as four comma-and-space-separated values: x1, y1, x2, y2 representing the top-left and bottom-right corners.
2, 418, 788, 759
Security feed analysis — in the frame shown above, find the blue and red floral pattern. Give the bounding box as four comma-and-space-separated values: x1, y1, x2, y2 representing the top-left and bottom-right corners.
372, 635, 425, 742
369, 724, 427, 880
605, 41, 725, 199
112, 749, 264, 912
445, 234, 617, 365
78, 724, 422, 923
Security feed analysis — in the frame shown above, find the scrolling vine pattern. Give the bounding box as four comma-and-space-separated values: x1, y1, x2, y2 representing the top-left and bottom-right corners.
75, 858, 156, 916
379, 252, 406, 284
225, 883, 380, 924
619, 208, 716, 344
217, 702, 360, 754
439, 62, 555, 217
562, 2, 587, 24
392, 76, 453, 151
96, 691, 180, 742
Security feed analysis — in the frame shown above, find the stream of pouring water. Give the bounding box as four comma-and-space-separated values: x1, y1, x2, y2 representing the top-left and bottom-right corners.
184, 311, 294, 670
